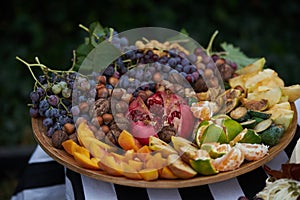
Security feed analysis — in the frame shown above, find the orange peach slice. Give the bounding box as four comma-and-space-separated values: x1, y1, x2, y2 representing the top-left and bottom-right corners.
118, 130, 142, 151
73, 151, 100, 170
136, 145, 152, 161
159, 166, 178, 179
139, 168, 159, 181
62, 139, 79, 156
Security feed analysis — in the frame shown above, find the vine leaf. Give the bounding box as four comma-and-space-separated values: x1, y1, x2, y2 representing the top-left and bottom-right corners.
220, 42, 257, 69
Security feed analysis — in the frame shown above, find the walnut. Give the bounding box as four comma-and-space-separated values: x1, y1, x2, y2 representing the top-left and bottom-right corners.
94, 98, 110, 116
52, 130, 69, 149
157, 126, 176, 143
194, 77, 208, 93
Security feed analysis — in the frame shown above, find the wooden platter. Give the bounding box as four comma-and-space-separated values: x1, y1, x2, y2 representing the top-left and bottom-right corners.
32, 103, 298, 188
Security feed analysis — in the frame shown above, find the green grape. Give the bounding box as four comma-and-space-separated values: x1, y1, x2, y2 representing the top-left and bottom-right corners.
62, 88, 72, 98
59, 81, 68, 89
52, 84, 62, 94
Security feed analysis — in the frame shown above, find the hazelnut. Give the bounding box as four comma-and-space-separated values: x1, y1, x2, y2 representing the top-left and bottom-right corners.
97, 87, 109, 98
97, 75, 106, 84
63, 123, 75, 135
153, 72, 162, 83
101, 125, 110, 133
109, 77, 119, 87
79, 102, 89, 113
95, 83, 106, 90
112, 88, 124, 100
102, 113, 113, 124
204, 68, 214, 78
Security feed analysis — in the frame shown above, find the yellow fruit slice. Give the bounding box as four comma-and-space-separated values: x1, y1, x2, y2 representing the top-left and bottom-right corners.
235, 58, 265, 75
281, 84, 300, 102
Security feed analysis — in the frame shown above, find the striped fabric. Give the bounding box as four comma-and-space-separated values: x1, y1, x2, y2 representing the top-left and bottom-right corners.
11, 99, 300, 200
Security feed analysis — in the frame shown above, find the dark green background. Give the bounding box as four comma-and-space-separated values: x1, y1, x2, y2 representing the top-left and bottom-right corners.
0, 0, 299, 146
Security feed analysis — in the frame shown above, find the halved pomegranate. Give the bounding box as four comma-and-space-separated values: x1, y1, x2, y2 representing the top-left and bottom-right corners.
127, 91, 196, 145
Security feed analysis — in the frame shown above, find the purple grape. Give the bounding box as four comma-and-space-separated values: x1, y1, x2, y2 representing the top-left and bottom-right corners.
48, 95, 59, 107
167, 57, 177, 67
175, 64, 183, 72
103, 65, 115, 77
185, 74, 194, 83
29, 107, 39, 118
50, 108, 60, 118
192, 71, 200, 80
43, 118, 53, 128
39, 99, 50, 111
181, 58, 190, 66
36, 87, 46, 99
44, 109, 52, 118
211, 54, 219, 62
183, 65, 192, 73
120, 37, 128, 47
71, 106, 80, 116
30, 91, 40, 102
47, 127, 55, 137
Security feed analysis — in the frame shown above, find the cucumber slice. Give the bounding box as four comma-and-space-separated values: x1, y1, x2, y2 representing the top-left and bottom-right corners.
230, 107, 250, 122
240, 119, 257, 129
248, 110, 271, 119
254, 119, 273, 133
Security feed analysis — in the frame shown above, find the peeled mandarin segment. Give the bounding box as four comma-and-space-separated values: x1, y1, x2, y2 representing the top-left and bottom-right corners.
213, 147, 244, 172
235, 143, 268, 161
73, 152, 100, 170
139, 168, 159, 181
118, 130, 142, 151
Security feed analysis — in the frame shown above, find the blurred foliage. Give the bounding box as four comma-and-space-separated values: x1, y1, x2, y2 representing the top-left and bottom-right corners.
0, 0, 299, 146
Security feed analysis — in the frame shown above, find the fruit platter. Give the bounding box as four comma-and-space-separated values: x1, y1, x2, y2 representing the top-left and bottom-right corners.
21, 22, 300, 188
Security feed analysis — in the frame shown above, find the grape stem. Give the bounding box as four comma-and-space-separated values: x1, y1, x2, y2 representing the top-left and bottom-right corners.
16, 56, 46, 90
206, 30, 219, 56
78, 24, 100, 40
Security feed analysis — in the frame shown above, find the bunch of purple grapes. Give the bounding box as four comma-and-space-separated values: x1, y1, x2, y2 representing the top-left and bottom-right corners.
29, 72, 77, 136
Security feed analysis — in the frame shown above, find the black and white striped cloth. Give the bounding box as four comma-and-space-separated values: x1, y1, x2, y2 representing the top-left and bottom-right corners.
12, 100, 300, 200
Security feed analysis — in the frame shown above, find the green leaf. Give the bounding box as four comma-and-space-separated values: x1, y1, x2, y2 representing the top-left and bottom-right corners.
76, 43, 94, 57
89, 22, 105, 47
220, 42, 257, 69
